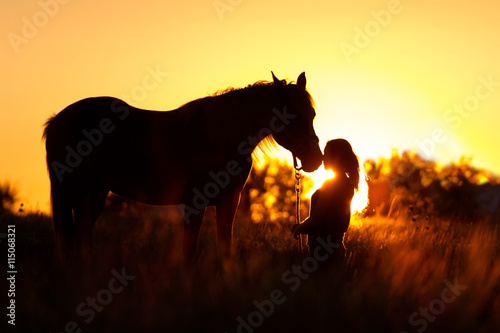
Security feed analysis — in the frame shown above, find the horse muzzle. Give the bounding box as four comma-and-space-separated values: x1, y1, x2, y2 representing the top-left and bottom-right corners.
292, 139, 323, 173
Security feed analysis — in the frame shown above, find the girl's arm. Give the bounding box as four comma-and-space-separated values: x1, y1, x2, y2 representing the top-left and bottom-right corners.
292, 216, 313, 237
292, 190, 329, 237
292, 208, 327, 237
292, 179, 352, 238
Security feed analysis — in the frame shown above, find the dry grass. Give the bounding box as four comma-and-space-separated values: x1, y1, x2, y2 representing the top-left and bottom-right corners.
1, 208, 499, 333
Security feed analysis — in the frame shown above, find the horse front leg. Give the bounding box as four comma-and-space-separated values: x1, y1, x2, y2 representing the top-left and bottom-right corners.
183, 206, 206, 262
216, 191, 241, 258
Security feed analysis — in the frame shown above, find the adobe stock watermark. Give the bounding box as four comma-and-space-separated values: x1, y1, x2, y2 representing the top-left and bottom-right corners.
50, 102, 127, 183
213, 0, 243, 21
50, 64, 168, 183
340, 0, 408, 64
226, 235, 341, 333
400, 277, 467, 333
415, 74, 499, 158
49, 267, 135, 333
120, 65, 170, 106
7, 0, 72, 54
181, 105, 297, 224
6, 225, 16, 326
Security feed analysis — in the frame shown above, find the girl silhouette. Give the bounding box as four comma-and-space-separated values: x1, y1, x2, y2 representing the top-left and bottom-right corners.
292, 139, 359, 265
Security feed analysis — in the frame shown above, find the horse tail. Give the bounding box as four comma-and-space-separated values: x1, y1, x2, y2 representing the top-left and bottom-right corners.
42, 114, 56, 141
44, 114, 75, 259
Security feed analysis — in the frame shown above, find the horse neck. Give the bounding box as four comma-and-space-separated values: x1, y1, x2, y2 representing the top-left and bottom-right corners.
226, 85, 280, 144
174, 85, 282, 157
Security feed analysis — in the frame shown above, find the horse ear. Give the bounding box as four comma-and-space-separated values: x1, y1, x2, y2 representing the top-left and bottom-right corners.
297, 72, 306, 89
271, 71, 284, 87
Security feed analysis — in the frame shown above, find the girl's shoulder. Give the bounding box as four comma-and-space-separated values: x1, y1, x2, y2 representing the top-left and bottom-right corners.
322, 174, 353, 188
320, 175, 354, 196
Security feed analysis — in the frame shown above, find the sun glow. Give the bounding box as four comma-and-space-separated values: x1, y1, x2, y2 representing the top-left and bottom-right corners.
307, 165, 335, 195
351, 173, 369, 213
306, 166, 369, 216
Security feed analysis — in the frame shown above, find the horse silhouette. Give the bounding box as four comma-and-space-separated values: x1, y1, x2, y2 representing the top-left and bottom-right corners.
43, 72, 322, 260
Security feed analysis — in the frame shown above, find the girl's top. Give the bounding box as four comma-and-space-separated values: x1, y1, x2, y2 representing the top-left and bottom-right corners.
298, 174, 355, 243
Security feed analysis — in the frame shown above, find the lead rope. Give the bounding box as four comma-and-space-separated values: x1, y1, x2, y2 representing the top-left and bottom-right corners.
293, 154, 302, 255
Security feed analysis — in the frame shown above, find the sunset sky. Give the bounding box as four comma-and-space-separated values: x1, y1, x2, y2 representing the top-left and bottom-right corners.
1, 0, 499, 212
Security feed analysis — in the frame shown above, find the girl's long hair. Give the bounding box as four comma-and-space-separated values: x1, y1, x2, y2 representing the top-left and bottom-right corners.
324, 139, 360, 191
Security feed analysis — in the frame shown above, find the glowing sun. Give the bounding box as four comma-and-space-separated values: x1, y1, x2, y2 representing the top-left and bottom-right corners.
306, 165, 369, 214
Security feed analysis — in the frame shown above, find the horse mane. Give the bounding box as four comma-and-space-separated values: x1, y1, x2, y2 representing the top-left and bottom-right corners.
211, 79, 295, 159
210, 77, 313, 162
211, 78, 316, 110
211, 78, 290, 96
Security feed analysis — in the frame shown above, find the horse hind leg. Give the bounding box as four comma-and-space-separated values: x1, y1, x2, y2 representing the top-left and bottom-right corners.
73, 189, 109, 259
51, 187, 76, 262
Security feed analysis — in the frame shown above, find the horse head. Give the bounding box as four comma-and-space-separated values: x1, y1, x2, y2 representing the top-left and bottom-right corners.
271, 72, 323, 172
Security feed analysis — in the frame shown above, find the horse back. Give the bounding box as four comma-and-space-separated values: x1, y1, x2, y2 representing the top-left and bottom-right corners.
45, 97, 250, 205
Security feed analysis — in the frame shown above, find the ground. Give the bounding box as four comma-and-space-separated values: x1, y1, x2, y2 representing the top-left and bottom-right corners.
1, 208, 499, 333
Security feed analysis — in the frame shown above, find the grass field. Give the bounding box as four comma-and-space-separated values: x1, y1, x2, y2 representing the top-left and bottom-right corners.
1, 206, 499, 333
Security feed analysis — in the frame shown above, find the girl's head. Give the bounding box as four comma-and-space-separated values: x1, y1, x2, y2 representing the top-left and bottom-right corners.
324, 139, 360, 190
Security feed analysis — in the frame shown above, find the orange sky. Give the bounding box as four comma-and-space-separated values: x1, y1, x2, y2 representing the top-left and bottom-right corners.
1, 0, 500, 213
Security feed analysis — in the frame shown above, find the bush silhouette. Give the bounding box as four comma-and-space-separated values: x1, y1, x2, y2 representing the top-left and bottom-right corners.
365, 151, 500, 223
0, 182, 18, 216
240, 159, 313, 224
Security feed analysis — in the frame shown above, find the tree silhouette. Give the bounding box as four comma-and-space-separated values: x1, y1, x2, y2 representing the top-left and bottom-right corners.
0, 182, 18, 216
